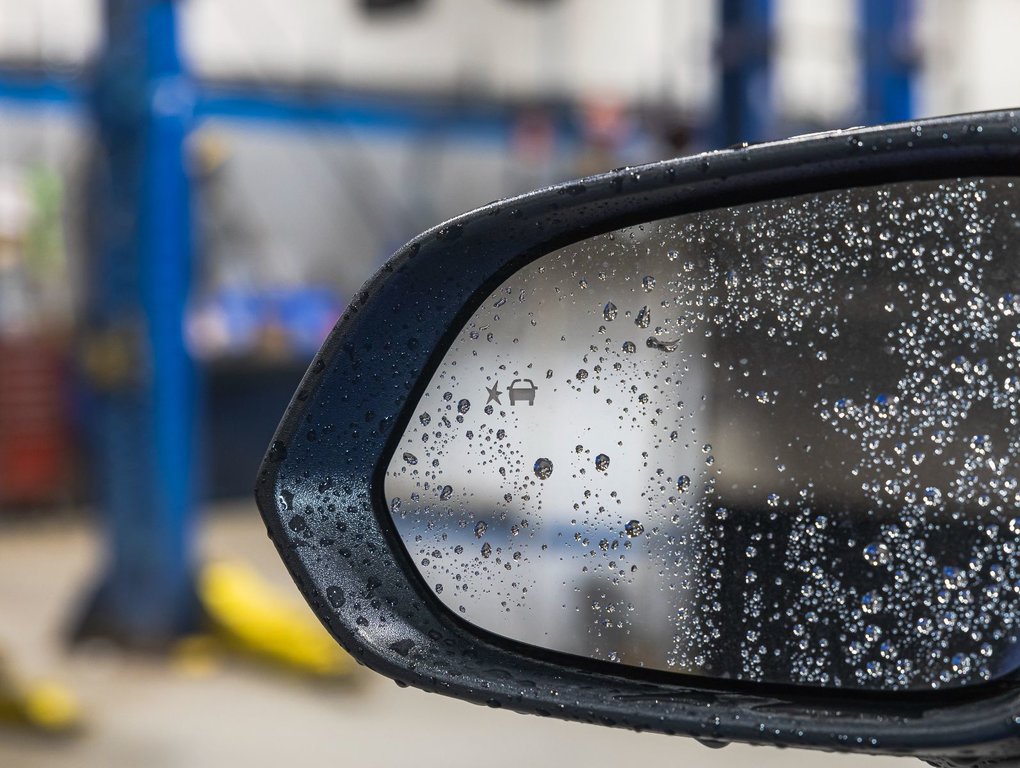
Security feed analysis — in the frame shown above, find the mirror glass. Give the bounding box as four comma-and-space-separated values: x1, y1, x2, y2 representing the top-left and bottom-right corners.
385, 177, 1020, 691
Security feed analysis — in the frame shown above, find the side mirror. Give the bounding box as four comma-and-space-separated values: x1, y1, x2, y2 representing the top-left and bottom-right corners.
257, 110, 1020, 764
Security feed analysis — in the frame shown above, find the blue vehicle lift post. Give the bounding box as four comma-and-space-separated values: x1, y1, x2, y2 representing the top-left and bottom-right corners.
714, 0, 773, 148
0, 5, 575, 653
74, 0, 201, 647
861, 0, 916, 125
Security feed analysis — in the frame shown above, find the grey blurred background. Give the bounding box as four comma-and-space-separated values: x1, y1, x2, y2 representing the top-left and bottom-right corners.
0, 1, 1017, 765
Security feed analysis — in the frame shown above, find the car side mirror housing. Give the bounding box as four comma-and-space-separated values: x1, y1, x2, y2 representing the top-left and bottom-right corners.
257, 110, 1020, 765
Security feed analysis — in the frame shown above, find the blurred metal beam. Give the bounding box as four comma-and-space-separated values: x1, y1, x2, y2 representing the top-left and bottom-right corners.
714, 0, 773, 148
74, 0, 201, 648
195, 83, 531, 144
0, 67, 576, 145
0, 68, 82, 112
861, 0, 916, 124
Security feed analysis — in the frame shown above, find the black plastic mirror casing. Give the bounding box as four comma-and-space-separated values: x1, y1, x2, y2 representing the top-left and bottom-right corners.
256, 110, 1020, 766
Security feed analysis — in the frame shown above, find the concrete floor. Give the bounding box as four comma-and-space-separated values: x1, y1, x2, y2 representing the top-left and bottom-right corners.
0, 505, 905, 768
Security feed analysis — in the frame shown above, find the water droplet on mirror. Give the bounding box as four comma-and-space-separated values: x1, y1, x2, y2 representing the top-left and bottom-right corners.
999, 293, 1020, 315
457, 399, 470, 414
635, 306, 651, 328
642, 275, 656, 291
622, 341, 637, 354
677, 475, 691, 492
603, 302, 618, 321
576, 368, 588, 380
595, 453, 610, 472
646, 336, 679, 352
481, 542, 492, 558
861, 591, 882, 613
863, 542, 891, 566
439, 485, 453, 500
474, 521, 487, 538
403, 452, 418, 465
534, 458, 553, 479
624, 520, 644, 537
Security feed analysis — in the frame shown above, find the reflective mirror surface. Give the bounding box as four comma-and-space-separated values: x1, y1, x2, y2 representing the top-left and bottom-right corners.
385, 178, 1020, 691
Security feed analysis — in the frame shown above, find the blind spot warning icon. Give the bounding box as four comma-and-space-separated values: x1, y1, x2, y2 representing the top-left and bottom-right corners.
508, 379, 538, 406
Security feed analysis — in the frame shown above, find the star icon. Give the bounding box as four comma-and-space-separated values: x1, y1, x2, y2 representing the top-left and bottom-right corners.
485, 381, 503, 405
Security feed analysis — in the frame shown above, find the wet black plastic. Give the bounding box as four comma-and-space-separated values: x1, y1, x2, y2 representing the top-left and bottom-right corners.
256, 110, 1020, 765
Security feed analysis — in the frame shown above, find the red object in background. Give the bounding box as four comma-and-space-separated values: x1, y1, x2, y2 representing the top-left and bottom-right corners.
0, 335, 71, 506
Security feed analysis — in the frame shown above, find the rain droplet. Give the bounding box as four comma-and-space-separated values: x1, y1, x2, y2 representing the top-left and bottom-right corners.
635, 306, 651, 328
642, 275, 656, 291
646, 336, 679, 352
863, 542, 891, 566
622, 341, 637, 354
999, 293, 1020, 315
403, 452, 418, 465
861, 591, 882, 613
595, 453, 610, 472
457, 399, 470, 414
439, 485, 453, 500
534, 458, 553, 479
603, 302, 618, 321
474, 521, 487, 538
624, 520, 644, 537
677, 475, 691, 492
481, 542, 492, 558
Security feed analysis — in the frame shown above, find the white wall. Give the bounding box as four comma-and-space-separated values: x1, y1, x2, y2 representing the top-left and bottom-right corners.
181, 0, 717, 111
0, 0, 1018, 130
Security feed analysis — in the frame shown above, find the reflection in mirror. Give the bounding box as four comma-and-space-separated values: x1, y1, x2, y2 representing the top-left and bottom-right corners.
385, 178, 1020, 691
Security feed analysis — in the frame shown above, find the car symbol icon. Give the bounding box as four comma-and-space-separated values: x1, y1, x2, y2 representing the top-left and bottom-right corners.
507, 379, 537, 406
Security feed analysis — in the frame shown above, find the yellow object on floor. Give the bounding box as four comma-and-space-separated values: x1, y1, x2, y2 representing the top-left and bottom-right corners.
195, 560, 357, 680
0, 660, 82, 735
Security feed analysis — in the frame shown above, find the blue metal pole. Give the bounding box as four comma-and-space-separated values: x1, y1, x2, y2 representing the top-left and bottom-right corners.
714, 0, 773, 148
75, 0, 200, 647
861, 0, 915, 124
